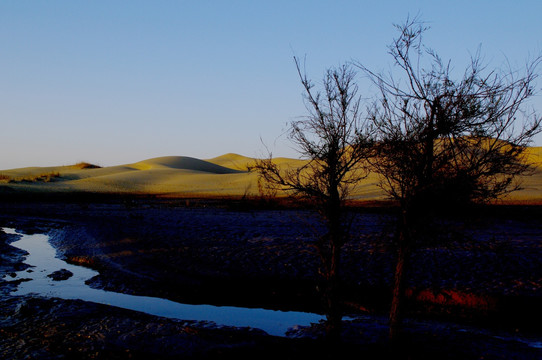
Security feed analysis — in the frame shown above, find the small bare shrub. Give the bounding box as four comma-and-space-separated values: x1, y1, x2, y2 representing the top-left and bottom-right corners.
11, 172, 61, 183
72, 162, 101, 169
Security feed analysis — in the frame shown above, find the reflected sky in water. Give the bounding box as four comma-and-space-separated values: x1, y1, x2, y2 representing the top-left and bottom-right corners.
5, 228, 324, 336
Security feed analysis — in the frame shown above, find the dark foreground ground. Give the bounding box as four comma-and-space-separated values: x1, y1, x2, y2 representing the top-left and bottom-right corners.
0, 196, 541, 359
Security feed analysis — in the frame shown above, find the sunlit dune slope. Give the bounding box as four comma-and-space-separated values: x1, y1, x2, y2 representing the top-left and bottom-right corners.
0, 155, 258, 197
508, 146, 542, 203
0, 149, 541, 202
206, 153, 256, 171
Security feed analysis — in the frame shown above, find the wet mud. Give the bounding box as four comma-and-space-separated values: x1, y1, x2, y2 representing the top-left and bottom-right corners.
1, 198, 541, 359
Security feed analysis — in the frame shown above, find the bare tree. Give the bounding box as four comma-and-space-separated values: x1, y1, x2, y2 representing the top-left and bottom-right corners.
357, 17, 541, 343
251, 57, 374, 341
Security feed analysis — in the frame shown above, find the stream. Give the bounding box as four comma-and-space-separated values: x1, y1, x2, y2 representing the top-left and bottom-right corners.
4, 227, 542, 350
4, 228, 325, 336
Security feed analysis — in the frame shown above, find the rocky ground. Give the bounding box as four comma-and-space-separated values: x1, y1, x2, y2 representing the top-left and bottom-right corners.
0, 197, 541, 359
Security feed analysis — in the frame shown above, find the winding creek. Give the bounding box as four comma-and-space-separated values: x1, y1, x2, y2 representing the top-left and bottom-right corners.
4, 228, 325, 336
4, 227, 542, 350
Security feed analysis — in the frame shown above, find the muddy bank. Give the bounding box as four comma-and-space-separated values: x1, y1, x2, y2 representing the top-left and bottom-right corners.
2, 296, 540, 360
1, 198, 541, 358
3, 199, 541, 324
0, 226, 332, 360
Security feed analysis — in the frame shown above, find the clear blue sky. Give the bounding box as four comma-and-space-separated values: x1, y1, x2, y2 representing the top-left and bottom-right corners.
1, 1, 541, 168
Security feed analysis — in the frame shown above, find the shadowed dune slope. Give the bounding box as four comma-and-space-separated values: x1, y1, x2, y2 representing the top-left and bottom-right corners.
133, 156, 245, 174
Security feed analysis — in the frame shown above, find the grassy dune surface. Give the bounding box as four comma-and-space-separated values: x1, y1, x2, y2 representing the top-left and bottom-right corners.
1, 149, 540, 202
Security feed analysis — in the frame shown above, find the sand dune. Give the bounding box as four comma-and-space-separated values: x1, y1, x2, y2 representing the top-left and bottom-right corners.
0, 155, 258, 197
206, 153, 256, 171
133, 156, 244, 174
0, 150, 540, 202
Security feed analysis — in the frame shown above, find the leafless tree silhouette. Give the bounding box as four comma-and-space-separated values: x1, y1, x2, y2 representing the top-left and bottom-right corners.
251, 57, 374, 341
357, 17, 541, 343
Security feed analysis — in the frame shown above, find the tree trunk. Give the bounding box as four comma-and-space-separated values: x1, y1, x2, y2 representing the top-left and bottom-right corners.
324, 239, 342, 343
320, 187, 344, 343
389, 211, 411, 344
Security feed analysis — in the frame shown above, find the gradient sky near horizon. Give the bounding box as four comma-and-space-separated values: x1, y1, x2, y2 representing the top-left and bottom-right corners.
1, 1, 541, 169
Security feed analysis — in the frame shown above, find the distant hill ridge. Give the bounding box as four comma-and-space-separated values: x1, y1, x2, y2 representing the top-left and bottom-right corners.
133, 156, 246, 174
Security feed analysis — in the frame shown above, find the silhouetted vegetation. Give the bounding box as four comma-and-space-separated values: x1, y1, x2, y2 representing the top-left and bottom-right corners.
251, 57, 374, 341
1, 171, 61, 183
357, 17, 541, 343
71, 162, 102, 169
255, 17, 541, 350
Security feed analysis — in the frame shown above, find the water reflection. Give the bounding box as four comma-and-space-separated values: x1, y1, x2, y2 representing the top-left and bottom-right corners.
5, 228, 324, 336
